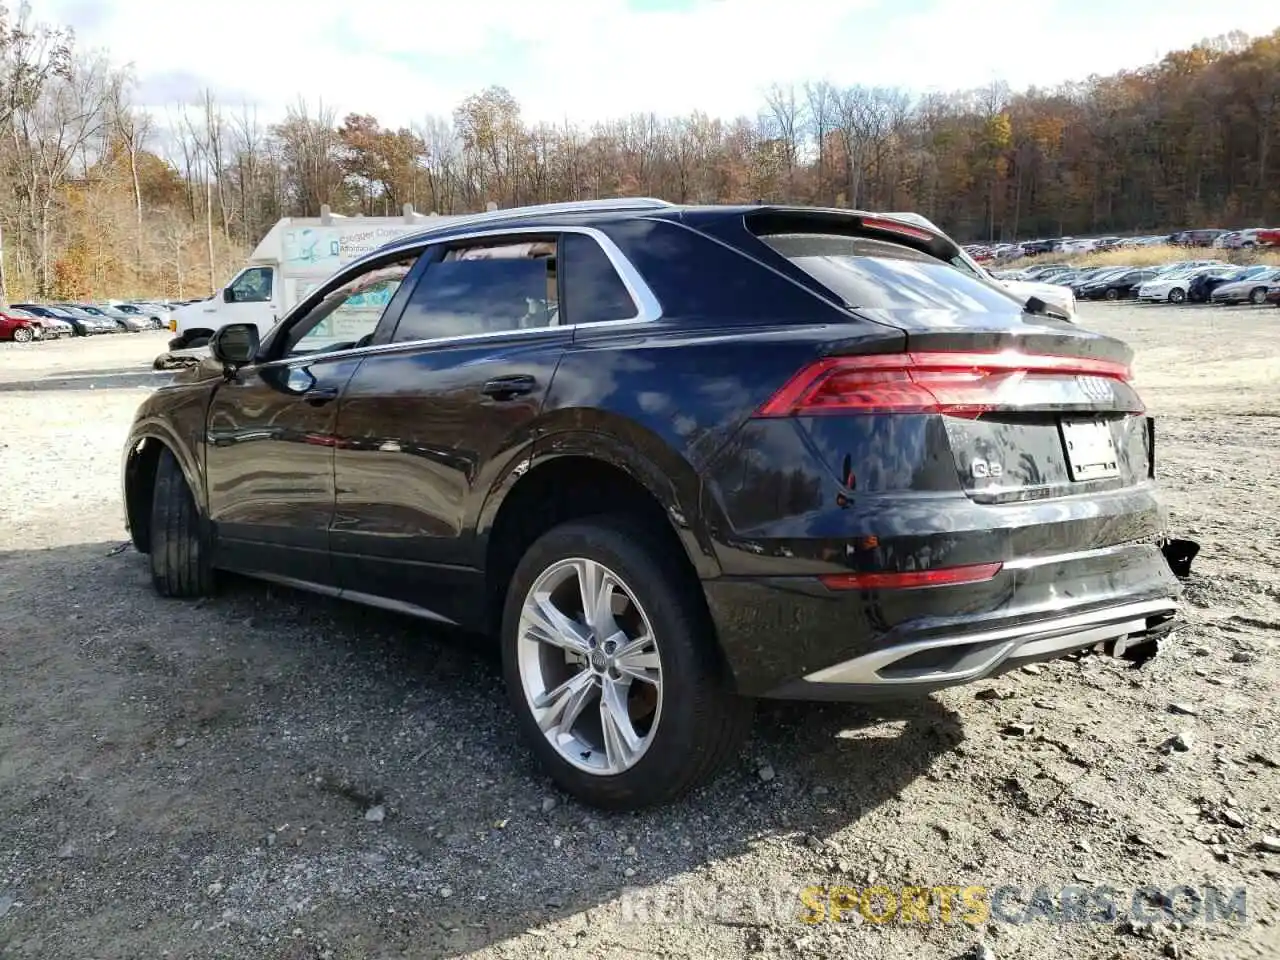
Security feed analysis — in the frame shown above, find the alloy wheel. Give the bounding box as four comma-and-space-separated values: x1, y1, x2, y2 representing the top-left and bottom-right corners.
516, 557, 663, 776
1250, 289, 1266, 305
13, 326, 33, 343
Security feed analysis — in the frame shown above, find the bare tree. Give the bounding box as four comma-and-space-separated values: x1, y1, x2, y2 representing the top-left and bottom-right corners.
109, 70, 152, 277
763, 83, 806, 189
7, 37, 110, 294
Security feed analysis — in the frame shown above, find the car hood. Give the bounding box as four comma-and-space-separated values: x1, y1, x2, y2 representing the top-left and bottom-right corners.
997, 279, 1076, 318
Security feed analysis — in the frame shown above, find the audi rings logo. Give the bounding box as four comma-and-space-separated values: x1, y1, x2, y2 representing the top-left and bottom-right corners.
1076, 375, 1113, 402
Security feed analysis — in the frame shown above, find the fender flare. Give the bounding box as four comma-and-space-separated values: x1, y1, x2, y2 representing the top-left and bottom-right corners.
475, 429, 722, 581
122, 421, 210, 547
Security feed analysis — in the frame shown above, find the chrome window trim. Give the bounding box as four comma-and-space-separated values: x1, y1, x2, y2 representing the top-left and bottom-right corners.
258, 224, 662, 370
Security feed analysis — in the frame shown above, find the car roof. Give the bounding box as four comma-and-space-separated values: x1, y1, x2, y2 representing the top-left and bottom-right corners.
370, 199, 961, 260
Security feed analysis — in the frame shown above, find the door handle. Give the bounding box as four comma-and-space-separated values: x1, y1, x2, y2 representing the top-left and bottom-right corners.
482, 374, 537, 399
305, 386, 340, 406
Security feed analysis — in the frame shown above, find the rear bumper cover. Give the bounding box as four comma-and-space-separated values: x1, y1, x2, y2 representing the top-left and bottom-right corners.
767, 596, 1176, 700
704, 540, 1187, 701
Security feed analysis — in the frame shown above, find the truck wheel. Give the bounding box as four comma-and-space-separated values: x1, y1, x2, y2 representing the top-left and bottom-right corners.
149, 448, 214, 598
500, 516, 752, 810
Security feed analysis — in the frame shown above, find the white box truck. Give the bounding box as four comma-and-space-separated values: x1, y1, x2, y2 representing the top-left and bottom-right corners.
167, 205, 460, 349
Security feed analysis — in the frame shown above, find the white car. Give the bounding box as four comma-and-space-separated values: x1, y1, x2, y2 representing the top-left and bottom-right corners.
877, 211, 1078, 320
1137, 266, 1222, 303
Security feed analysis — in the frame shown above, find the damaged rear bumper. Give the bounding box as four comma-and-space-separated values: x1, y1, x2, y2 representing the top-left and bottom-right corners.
710, 536, 1200, 702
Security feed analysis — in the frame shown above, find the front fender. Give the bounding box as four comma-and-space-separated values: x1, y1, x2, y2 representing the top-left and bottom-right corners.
122, 382, 218, 524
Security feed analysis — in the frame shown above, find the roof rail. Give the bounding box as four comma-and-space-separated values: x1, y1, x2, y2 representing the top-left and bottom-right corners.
401, 197, 676, 239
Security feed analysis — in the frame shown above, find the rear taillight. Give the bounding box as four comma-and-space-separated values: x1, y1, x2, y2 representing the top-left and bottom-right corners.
757, 351, 1143, 419
820, 562, 1003, 590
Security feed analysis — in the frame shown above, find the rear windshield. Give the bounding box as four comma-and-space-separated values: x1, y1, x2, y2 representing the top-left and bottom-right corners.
761, 233, 1023, 313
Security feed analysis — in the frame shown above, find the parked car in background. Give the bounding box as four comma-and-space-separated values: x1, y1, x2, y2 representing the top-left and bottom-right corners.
121, 199, 1182, 809
1216, 229, 1265, 249
1187, 266, 1259, 303
1170, 229, 1228, 247
1138, 265, 1224, 303
1256, 228, 1280, 248
73, 303, 145, 332
14, 304, 98, 336
48, 305, 115, 334
1079, 268, 1160, 301
111, 302, 165, 329
1210, 267, 1280, 305
1, 307, 46, 342
1070, 267, 1132, 296
1020, 239, 1058, 256
31, 312, 74, 338
133, 301, 173, 328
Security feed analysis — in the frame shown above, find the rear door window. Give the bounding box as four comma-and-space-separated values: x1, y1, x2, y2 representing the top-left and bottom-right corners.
761, 233, 1024, 314
391, 240, 557, 343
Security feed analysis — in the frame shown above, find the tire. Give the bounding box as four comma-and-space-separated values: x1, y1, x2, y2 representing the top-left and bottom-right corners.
149, 448, 214, 598
12, 326, 33, 343
1104, 288, 1120, 301
1168, 288, 1186, 304
500, 516, 752, 810
1249, 288, 1267, 305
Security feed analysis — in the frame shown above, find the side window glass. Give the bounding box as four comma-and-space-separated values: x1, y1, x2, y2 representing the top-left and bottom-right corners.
285, 257, 418, 357
392, 240, 557, 343
560, 233, 638, 324
229, 267, 273, 303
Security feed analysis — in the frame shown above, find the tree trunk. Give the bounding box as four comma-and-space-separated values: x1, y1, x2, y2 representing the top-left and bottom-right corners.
130, 144, 144, 280
205, 176, 215, 294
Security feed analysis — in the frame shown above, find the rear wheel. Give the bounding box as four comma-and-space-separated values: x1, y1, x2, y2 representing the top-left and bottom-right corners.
500, 516, 752, 810
1104, 288, 1120, 301
1249, 288, 1267, 305
1168, 288, 1186, 304
149, 448, 214, 598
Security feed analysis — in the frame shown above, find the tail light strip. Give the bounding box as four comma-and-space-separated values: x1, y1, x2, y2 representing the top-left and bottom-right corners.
757, 351, 1140, 419
820, 562, 1004, 590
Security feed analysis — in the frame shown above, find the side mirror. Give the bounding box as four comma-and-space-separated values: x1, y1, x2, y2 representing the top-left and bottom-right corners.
223, 287, 236, 303
209, 323, 259, 369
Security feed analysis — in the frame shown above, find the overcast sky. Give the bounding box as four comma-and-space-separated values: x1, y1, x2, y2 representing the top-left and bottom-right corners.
45, 0, 1280, 127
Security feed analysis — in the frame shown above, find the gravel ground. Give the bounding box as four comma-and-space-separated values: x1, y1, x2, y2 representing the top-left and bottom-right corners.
1, 308, 1278, 960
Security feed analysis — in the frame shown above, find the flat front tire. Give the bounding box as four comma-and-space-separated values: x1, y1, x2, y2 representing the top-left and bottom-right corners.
500, 516, 752, 810
149, 448, 214, 598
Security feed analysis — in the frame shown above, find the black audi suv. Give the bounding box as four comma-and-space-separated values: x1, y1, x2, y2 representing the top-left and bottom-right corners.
122, 199, 1184, 809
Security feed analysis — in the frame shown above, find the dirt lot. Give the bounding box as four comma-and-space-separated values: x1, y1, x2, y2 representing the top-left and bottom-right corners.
1, 309, 1278, 960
